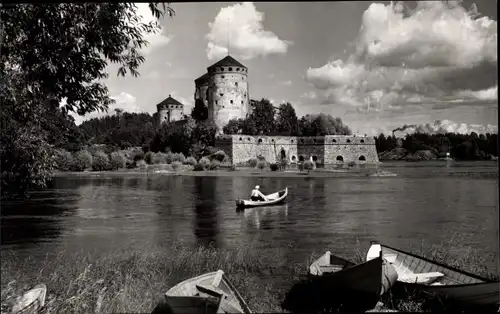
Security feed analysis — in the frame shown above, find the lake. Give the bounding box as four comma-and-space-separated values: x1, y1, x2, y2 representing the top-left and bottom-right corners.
1, 161, 498, 273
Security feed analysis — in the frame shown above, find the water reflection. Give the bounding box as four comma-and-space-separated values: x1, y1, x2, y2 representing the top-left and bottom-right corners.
239, 204, 289, 230
193, 177, 220, 247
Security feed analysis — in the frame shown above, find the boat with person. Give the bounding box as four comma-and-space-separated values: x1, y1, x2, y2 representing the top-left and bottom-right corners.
235, 187, 288, 208
152, 270, 252, 314
367, 242, 500, 309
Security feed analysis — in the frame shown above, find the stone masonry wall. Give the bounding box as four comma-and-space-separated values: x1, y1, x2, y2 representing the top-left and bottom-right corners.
209, 69, 249, 133
324, 135, 379, 164
297, 136, 326, 165
253, 136, 297, 164
229, 135, 257, 164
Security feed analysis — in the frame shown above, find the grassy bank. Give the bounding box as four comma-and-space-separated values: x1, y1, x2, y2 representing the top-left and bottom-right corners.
1, 241, 497, 313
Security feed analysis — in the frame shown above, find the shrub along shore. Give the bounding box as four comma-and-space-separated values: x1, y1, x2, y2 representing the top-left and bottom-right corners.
1, 242, 497, 313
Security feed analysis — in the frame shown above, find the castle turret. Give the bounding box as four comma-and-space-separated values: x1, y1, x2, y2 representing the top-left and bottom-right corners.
206, 56, 250, 133
156, 95, 184, 124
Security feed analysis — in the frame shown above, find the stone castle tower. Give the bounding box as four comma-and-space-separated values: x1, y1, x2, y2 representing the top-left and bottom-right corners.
156, 94, 184, 124
195, 55, 250, 133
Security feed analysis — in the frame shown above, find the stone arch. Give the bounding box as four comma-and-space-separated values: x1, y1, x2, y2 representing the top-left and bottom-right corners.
336, 156, 344, 162
346, 139, 351, 143
299, 155, 305, 162
360, 139, 365, 143
312, 155, 318, 162
258, 138, 263, 144
332, 139, 337, 143
280, 148, 286, 161
291, 155, 297, 162
359, 155, 366, 161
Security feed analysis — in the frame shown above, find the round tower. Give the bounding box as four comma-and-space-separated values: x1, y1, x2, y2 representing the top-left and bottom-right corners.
156, 95, 184, 124
206, 56, 250, 133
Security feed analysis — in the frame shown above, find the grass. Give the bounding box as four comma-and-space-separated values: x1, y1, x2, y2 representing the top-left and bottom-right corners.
1, 240, 498, 313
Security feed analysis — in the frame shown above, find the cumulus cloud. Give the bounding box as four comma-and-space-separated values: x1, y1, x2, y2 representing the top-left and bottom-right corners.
69, 92, 143, 125
133, 3, 172, 55
305, 1, 497, 112
392, 119, 498, 136
206, 2, 292, 60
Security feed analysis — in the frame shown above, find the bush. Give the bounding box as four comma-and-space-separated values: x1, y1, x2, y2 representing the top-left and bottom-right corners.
171, 161, 183, 172
136, 159, 147, 169
72, 150, 93, 172
303, 160, 314, 173
165, 152, 175, 164
208, 160, 220, 171
54, 149, 74, 171
193, 163, 205, 171
257, 161, 267, 171
247, 158, 258, 168
92, 151, 111, 171
257, 154, 266, 161
126, 161, 136, 169
298, 163, 304, 172
120, 141, 132, 150
199, 157, 211, 170
184, 156, 197, 166
172, 152, 186, 164
152, 152, 168, 164
142, 145, 150, 154
211, 150, 227, 162
229, 164, 237, 171
144, 152, 153, 165
270, 163, 279, 171
133, 152, 144, 162
109, 152, 126, 170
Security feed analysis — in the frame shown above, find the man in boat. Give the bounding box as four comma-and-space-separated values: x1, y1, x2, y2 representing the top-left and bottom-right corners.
250, 185, 268, 202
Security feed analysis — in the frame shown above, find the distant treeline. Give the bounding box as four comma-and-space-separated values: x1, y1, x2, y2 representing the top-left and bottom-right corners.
375, 132, 498, 160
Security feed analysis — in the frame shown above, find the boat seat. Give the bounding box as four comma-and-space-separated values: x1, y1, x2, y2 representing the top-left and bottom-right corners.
399, 272, 444, 284
319, 265, 344, 273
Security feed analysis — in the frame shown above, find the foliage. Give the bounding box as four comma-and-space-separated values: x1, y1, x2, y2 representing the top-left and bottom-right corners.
152, 152, 168, 164
172, 152, 186, 163
171, 161, 183, 172
184, 156, 197, 166
198, 157, 211, 170
299, 113, 351, 136
0, 3, 174, 197
303, 160, 314, 173
142, 145, 150, 154
109, 152, 126, 170
91, 151, 111, 171
275, 102, 299, 135
257, 155, 266, 161
133, 152, 144, 162
144, 152, 153, 165
191, 99, 208, 121
208, 160, 221, 171
375, 132, 498, 160
270, 163, 279, 171
136, 159, 147, 169
211, 150, 227, 163
73, 150, 93, 172
193, 163, 205, 171
53, 149, 74, 172
257, 161, 267, 171
247, 158, 258, 168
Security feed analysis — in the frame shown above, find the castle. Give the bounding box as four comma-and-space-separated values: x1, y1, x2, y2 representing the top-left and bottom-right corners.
157, 55, 379, 165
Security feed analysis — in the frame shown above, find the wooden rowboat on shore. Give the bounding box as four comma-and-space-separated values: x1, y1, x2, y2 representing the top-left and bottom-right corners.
235, 187, 288, 208
367, 242, 500, 309
152, 270, 251, 314
9, 284, 47, 314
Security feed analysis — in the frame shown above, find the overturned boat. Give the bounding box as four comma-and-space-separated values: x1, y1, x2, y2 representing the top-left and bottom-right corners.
368, 242, 500, 309
235, 187, 288, 208
153, 270, 251, 314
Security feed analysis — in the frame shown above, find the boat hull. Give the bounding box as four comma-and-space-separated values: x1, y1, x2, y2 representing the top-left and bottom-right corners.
154, 270, 252, 314
236, 187, 288, 208
373, 243, 500, 308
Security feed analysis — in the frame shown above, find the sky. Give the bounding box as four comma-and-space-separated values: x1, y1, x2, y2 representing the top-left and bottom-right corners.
71, 1, 498, 137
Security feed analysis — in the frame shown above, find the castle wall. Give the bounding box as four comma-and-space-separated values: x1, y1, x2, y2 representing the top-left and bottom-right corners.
208, 67, 249, 133
218, 134, 379, 165
324, 135, 379, 164
195, 84, 209, 109
297, 136, 326, 164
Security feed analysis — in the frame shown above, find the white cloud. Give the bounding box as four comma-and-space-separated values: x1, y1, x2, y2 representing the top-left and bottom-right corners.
305, 1, 497, 112
206, 2, 292, 60
133, 3, 172, 55
300, 91, 317, 100
70, 92, 143, 125
279, 80, 292, 86
392, 119, 498, 136
456, 85, 498, 101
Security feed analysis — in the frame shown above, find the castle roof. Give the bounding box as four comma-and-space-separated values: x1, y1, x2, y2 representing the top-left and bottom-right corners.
195, 72, 210, 84
156, 95, 183, 111
207, 55, 246, 70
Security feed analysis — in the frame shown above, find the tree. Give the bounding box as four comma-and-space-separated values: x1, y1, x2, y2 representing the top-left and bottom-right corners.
1, 3, 175, 198
223, 118, 244, 135
248, 98, 276, 134
299, 114, 351, 136
191, 99, 209, 121
275, 102, 299, 135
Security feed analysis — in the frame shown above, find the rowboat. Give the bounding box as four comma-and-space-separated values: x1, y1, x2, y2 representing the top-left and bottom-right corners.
10, 284, 47, 314
235, 187, 288, 208
367, 242, 500, 309
153, 270, 252, 314
310, 250, 399, 296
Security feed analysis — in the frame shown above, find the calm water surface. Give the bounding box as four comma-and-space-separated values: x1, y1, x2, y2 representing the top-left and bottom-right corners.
1, 161, 498, 272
